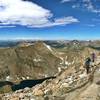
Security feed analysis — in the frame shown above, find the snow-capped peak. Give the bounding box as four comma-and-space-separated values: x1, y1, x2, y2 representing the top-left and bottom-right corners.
43, 43, 53, 52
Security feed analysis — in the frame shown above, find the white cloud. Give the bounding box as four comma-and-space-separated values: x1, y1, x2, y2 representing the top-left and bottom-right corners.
92, 18, 100, 22
0, 25, 16, 28
0, 0, 52, 27
72, 4, 80, 8
61, 0, 72, 3
0, 0, 79, 28
29, 16, 79, 28
85, 24, 95, 27
61, 0, 77, 3
82, 0, 100, 13
76, 0, 100, 13
61, 0, 100, 13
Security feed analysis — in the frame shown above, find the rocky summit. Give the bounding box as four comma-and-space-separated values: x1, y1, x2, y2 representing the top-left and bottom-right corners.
0, 40, 100, 100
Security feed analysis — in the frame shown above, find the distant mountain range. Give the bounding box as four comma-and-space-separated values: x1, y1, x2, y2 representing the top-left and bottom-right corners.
0, 40, 100, 48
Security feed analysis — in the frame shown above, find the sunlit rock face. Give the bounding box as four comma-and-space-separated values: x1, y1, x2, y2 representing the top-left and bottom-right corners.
0, 41, 62, 82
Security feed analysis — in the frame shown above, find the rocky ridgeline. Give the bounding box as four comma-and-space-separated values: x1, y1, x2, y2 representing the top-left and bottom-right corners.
0, 56, 100, 100
0, 66, 92, 100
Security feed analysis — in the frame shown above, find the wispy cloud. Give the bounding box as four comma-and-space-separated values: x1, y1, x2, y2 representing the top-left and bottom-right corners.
82, 0, 100, 13
0, 0, 79, 28
85, 24, 96, 27
61, 0, 72, 3
61, 0, 100, 13
0, 25, 16, 28
29, 16, 79, 28
92, 18, 100, 22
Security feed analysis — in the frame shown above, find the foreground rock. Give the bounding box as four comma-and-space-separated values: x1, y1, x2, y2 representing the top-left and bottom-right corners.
0, 65, 95, 100
1, 61, 100, 100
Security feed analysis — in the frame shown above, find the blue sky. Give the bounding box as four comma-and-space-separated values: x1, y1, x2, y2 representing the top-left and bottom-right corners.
0, 0, 100, 40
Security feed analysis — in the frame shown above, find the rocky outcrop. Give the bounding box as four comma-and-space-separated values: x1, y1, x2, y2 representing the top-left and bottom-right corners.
1, 59, 100, 100
1, 62, 100, 100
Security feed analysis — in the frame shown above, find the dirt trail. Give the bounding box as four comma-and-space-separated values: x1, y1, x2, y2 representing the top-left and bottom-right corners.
64, 57, 100, 100
74, 58, 100, 100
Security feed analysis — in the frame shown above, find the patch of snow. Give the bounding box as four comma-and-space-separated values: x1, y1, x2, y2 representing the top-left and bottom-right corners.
60, 56, 71, 66
79, 73, 87, 79
27, 76, 30, 79
59, 57, 64, 65
17, 77, 20, 80
68, 80, 73, 84
59, 57, 64, 61
44, 74, 48, 77
59, 52, 65, 54
33, 58, 42, 62
46, 45, 52, 51
64, 56, 71, 65
22, 77, 25, 80
60, 62, 63, 65
30, 99, 35, 100
68, 76, 73, 81
99, 69, 100, 72
65, 61, 71, 66
58, 67, 61, 72
61, 83, 69, 87
65, 56, 67, 59
71, 60, 74, 64
73, 42, 76, 45
44, 43, 53, 51
6, 76, 11, 81
44, 89, 51, 94
65, 61, 69, 65
65, 76, 74, 84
